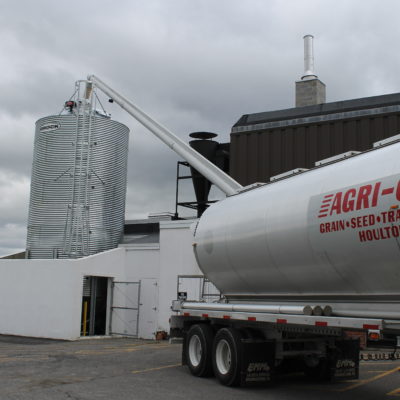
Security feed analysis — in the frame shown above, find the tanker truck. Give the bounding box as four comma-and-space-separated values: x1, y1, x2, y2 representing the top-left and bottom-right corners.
86, 75, 400, 387
170, 138, 400, 386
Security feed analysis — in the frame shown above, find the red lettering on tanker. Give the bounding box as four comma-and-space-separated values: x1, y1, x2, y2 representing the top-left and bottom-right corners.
317, 178, 400, 243
317, 181, 393, 218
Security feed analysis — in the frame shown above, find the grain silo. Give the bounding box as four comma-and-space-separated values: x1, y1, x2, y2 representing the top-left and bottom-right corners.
26, 80, 129, 259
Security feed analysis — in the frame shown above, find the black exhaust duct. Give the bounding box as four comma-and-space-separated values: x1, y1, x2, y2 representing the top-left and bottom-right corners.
189, 132, 218, 217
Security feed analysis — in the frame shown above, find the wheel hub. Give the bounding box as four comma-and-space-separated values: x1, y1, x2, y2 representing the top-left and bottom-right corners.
215, 339, 231, 374
188, 334, 202, 367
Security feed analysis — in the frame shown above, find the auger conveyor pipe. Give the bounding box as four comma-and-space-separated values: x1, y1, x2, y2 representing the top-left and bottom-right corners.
87, 75, 243, 196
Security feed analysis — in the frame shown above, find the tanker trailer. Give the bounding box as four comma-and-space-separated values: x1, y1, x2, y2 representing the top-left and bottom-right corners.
171, 140, 400, 386
84, 75, 400, 387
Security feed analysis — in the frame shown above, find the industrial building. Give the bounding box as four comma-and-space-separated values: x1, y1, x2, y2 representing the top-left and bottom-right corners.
2, 35, 400, 341
229, 36, 400, 187
230, 92, 400, 186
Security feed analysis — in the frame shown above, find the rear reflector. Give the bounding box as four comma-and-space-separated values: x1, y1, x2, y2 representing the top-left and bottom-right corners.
277, 319, 287, 324
223, 315, 231, 320
248, 317, 256, 321
363, 324, 379, 330
202, 314, 209, 318
183, 312, 190, 317
368, 331, 381, 341
315, 321, 328, 327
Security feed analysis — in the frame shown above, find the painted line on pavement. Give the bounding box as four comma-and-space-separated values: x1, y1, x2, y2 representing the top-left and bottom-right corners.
132, 364, 181, 374
337, 366, 400, 392
387, 388, 400, 396
0, 356, 48, 363
74, 343, 171, 356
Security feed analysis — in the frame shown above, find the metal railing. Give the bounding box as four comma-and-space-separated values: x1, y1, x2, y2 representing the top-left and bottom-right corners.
177, 274, 221, 302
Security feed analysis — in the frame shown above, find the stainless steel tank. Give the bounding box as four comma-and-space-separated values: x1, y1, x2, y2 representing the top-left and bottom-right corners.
194, 141, 400, 307
26, 101, 129, 259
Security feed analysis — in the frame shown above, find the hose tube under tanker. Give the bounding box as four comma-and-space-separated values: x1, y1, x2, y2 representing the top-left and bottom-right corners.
181, 302, 314, 316
194, 141, 400, 320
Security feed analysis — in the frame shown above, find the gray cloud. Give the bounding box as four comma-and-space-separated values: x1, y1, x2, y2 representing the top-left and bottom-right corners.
1, 0, 400, 255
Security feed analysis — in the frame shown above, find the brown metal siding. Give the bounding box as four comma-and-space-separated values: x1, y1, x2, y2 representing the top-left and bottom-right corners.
230, 112, 400, 186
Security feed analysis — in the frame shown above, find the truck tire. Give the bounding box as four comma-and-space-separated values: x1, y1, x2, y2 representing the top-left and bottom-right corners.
212, 327, 243, 386
185, 324, 214, 377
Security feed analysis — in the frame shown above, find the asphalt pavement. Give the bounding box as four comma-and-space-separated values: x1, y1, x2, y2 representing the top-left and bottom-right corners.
0, 335, 399, 400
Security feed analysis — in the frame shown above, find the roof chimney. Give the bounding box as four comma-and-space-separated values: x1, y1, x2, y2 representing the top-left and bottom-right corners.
302, 34, 317, 80
295, 34, 326, 107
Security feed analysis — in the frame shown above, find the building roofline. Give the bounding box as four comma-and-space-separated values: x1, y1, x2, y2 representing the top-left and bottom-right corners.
232, 92, 400, 130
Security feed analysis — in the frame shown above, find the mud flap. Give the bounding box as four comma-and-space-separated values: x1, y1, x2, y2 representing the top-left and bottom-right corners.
181, 333, 187, 365
329, 339, 360, 382
240, 340, 276, 386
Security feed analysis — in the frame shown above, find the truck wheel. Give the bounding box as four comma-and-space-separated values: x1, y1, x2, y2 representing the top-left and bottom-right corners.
185, 324, 214, 377
212, 327, 243, 386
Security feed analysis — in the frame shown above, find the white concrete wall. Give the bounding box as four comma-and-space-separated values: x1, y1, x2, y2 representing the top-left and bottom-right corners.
119, 220, 201, 337
0, 248, 125, 340
120, 221, 201, 337
0, 220, 202, 340
124, 245, 160, 281
157, 220, 202, 332
0, 258, 80, 339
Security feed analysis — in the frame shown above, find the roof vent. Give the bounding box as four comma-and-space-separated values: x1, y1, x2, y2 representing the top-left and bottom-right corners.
373, 134, 400, 148
315, 151, 360, 167
270, 168, 309, 182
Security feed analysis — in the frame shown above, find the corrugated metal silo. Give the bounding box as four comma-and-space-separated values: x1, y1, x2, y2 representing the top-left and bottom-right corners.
26, 81, 129, 259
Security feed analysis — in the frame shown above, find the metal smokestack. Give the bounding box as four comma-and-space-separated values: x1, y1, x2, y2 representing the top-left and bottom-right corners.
295, 34, 326, 107
302, 34, 317, 80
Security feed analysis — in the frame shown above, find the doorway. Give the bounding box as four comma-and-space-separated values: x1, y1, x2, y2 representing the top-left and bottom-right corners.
81, 276, 110, 336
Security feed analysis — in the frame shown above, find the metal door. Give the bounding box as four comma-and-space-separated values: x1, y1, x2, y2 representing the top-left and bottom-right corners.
138, 278, 158, 339
109, 281, 140, 337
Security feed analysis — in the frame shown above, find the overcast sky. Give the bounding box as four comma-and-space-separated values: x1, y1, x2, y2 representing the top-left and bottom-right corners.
1, 0, 400, 256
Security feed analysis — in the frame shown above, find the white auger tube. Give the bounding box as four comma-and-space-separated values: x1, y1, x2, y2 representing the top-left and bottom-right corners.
87, 75, 242, 196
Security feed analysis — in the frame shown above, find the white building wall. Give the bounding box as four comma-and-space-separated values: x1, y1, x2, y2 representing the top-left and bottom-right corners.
0, 220, 202, 340
0, 258, 79, 339
123, 245, 160, 281
0, 248, 126, 340
120, 220, 201, 337
157, 220, 202, 333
